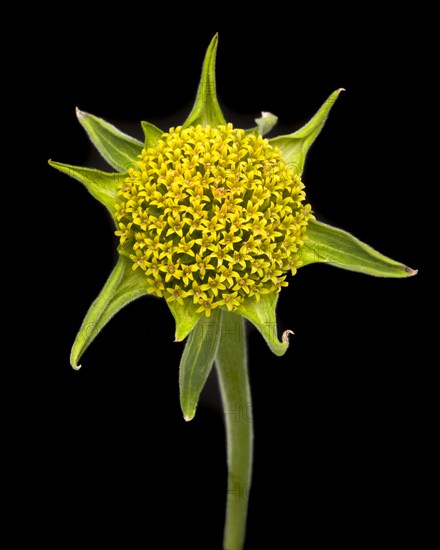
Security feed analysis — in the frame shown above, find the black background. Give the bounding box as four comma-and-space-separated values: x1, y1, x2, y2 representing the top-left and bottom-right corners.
6, 1, 440, 547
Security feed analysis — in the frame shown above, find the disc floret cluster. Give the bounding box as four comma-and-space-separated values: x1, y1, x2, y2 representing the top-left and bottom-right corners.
115, 123, 312, 316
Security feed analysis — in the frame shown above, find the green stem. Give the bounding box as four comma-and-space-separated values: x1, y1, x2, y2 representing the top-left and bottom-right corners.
215, 311, 253, 550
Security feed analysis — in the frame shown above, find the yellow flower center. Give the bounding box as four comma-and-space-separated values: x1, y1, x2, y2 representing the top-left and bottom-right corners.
115, 123, 312, 315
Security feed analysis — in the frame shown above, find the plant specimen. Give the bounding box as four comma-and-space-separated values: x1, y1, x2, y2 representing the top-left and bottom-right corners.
49, 34, 416, 549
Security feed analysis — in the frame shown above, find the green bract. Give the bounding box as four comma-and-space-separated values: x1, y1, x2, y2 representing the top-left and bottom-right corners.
49, 33, 416, 550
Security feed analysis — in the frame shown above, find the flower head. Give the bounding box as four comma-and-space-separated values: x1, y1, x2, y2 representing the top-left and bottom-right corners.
116, 124, 311, 315
48, 33, 416, 369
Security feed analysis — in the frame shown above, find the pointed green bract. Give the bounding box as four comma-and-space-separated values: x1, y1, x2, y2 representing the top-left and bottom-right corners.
141, 120, 163, 149
179, 309, 222, 421
301, 219, 417, 277
236, 294, 292, 356
167, 299, 203, 342
255, 111, 278, 136
70, 255, 149, 369
76, 108, 143, 172
182, 34, 226, 128
48, 160, 123, 218
269, 88, 344, 176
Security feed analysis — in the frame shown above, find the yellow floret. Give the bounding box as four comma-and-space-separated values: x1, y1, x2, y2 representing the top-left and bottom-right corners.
115, 124, 312, 315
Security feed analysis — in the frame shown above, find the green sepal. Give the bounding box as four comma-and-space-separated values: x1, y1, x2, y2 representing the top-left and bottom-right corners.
236, 293, 292, 356
141, 121, 163, 149
182, 34, 226, 128
251, 111, 279, 136
167, 298, 203, 342
179, 309, 222, 421
48, 160, 123, 220
301, 219, 417, 277
76, 108, 143, 172
70, 255, 149, 369
269, 88, 344, 176
256, 111, 278, 136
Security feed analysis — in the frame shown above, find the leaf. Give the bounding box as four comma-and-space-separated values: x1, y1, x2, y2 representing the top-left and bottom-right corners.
76, 108, 143, 172
301, 219, 418, 277
252, 111, 279, 136
48, 160, 124, 218
236, 293, 293, 356
182, 33, 226, 128
256, 111, 278, 136
167, 299, 203, 342
70, 255, 149, 369
269, 88, 344, 176
179, 309, 222, 421
141, 120, 163, 149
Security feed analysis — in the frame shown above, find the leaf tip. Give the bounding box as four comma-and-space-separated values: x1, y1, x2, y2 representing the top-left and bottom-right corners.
174, 326, 194, 343
70, 345, 83, 371
47, 159, 61, 170
406, 267, 418, 277
282, 329, 294, 344
75, 106, 87, 120
207, 32, 219, 51
255, 111, 279, 136
184, 412, 195, 422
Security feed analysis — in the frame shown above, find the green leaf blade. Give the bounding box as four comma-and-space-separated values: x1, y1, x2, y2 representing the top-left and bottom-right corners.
48, 160, 123, 218
167, 299, 202, 342
255, 111, 278, 136
179, 309, 222, 421
141, 121, 163, 149
269, 88, 344, 176
70, 255, 149, 369
236, 294, 292, 356
301, 219, 417, 278
76, 108, 143, 172
182, 34, 226, 128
